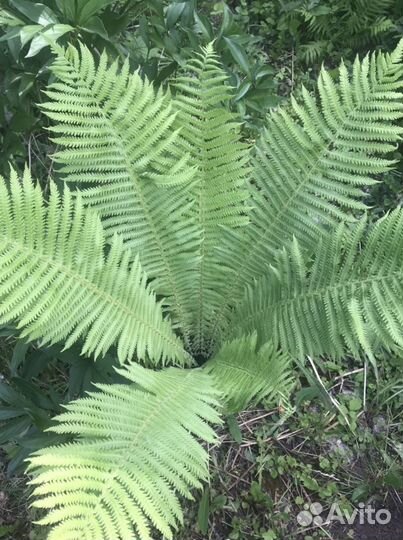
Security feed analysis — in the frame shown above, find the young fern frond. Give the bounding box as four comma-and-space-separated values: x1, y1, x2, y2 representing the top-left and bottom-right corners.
230, 210, 403, 363
28, 364, 221, 540
43, 43, 199, 344
0, 170, 189, 366
204, 334, 294, 413
172, 44, 251, 355
208, 42, 403, 353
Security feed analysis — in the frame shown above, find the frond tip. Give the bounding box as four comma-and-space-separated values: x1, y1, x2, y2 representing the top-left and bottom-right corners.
0, 169, 190, 366
27, 364, 221, 540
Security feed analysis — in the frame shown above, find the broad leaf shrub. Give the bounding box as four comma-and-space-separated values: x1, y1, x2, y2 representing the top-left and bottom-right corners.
0, 39, 403, 539
0, 1, 278, 175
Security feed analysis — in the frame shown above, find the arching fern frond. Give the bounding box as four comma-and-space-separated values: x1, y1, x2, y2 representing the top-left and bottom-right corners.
230, 210, 403, 363
207, 40, 403, 354
300, 0, 395, 47
28, 364, 221, 540
204, 334, 294, 414
0, 170, 189, 366
172, 43, 251, 355
43, 43, 199, 345
353, 0, 394, 20
299, 41, 329, 64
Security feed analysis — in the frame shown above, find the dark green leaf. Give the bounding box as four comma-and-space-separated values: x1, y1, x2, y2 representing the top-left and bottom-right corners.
9, 0, 58, 25
194, 12, 213, 40
197, 486, 210, 535
166, 2, 186, 29
0, 407, 24, 420
235, 80, 251, 101
226, 414, 242, 444
295, 386, 322, 407
10, 339, 29, 375
0, 27, 21, 42
223, 37, 251, 76
155, 61, 178, 84
384, 468, 403, 489
219, 4, 234, 37
25, 24, 73, 57
81, 16, 108, 39
12, 378, 54, 411
77, 0, 114, 25
0, 382, 23, 406
138, 15, 149, 47
0, 416, 31, 443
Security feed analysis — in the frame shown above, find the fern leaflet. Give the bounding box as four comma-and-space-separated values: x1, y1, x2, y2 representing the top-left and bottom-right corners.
172, 44, 251, 355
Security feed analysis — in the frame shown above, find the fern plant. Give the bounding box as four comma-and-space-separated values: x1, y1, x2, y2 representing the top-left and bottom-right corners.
1, 38, 403, 539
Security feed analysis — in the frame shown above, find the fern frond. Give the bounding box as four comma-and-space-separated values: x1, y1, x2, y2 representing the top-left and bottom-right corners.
204, 334, 294, 413
230, 210, 403, 363
43, 43, 199, 345
368, 17, 395, 39
299, 41, 329, 64
207, 41, 403, 353
354, 0, 395, 19
348, 17, 395, 48
172, 43, 251, 356
302, 11, 334, 39
300, 0, 395, 43
28, 364, 221, 540
0, 170, 190, 366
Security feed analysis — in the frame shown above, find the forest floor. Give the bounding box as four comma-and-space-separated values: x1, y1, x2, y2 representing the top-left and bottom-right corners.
0, 410, 403, 540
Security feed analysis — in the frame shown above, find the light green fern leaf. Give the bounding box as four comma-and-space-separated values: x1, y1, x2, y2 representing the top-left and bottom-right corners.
42, 43, 199, 345
172, 43, 251, 355
27, 364, 221, 540
208, 41, 403, 354
0, 169, 189, 366
204, 334, 294, 413
231, 210, 403, 363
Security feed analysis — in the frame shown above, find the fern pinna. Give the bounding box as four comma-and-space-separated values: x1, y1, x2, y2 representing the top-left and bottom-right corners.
0, 39, 403, 539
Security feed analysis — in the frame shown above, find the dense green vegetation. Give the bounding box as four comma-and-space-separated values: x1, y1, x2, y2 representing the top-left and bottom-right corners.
0, 2, 402, 539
